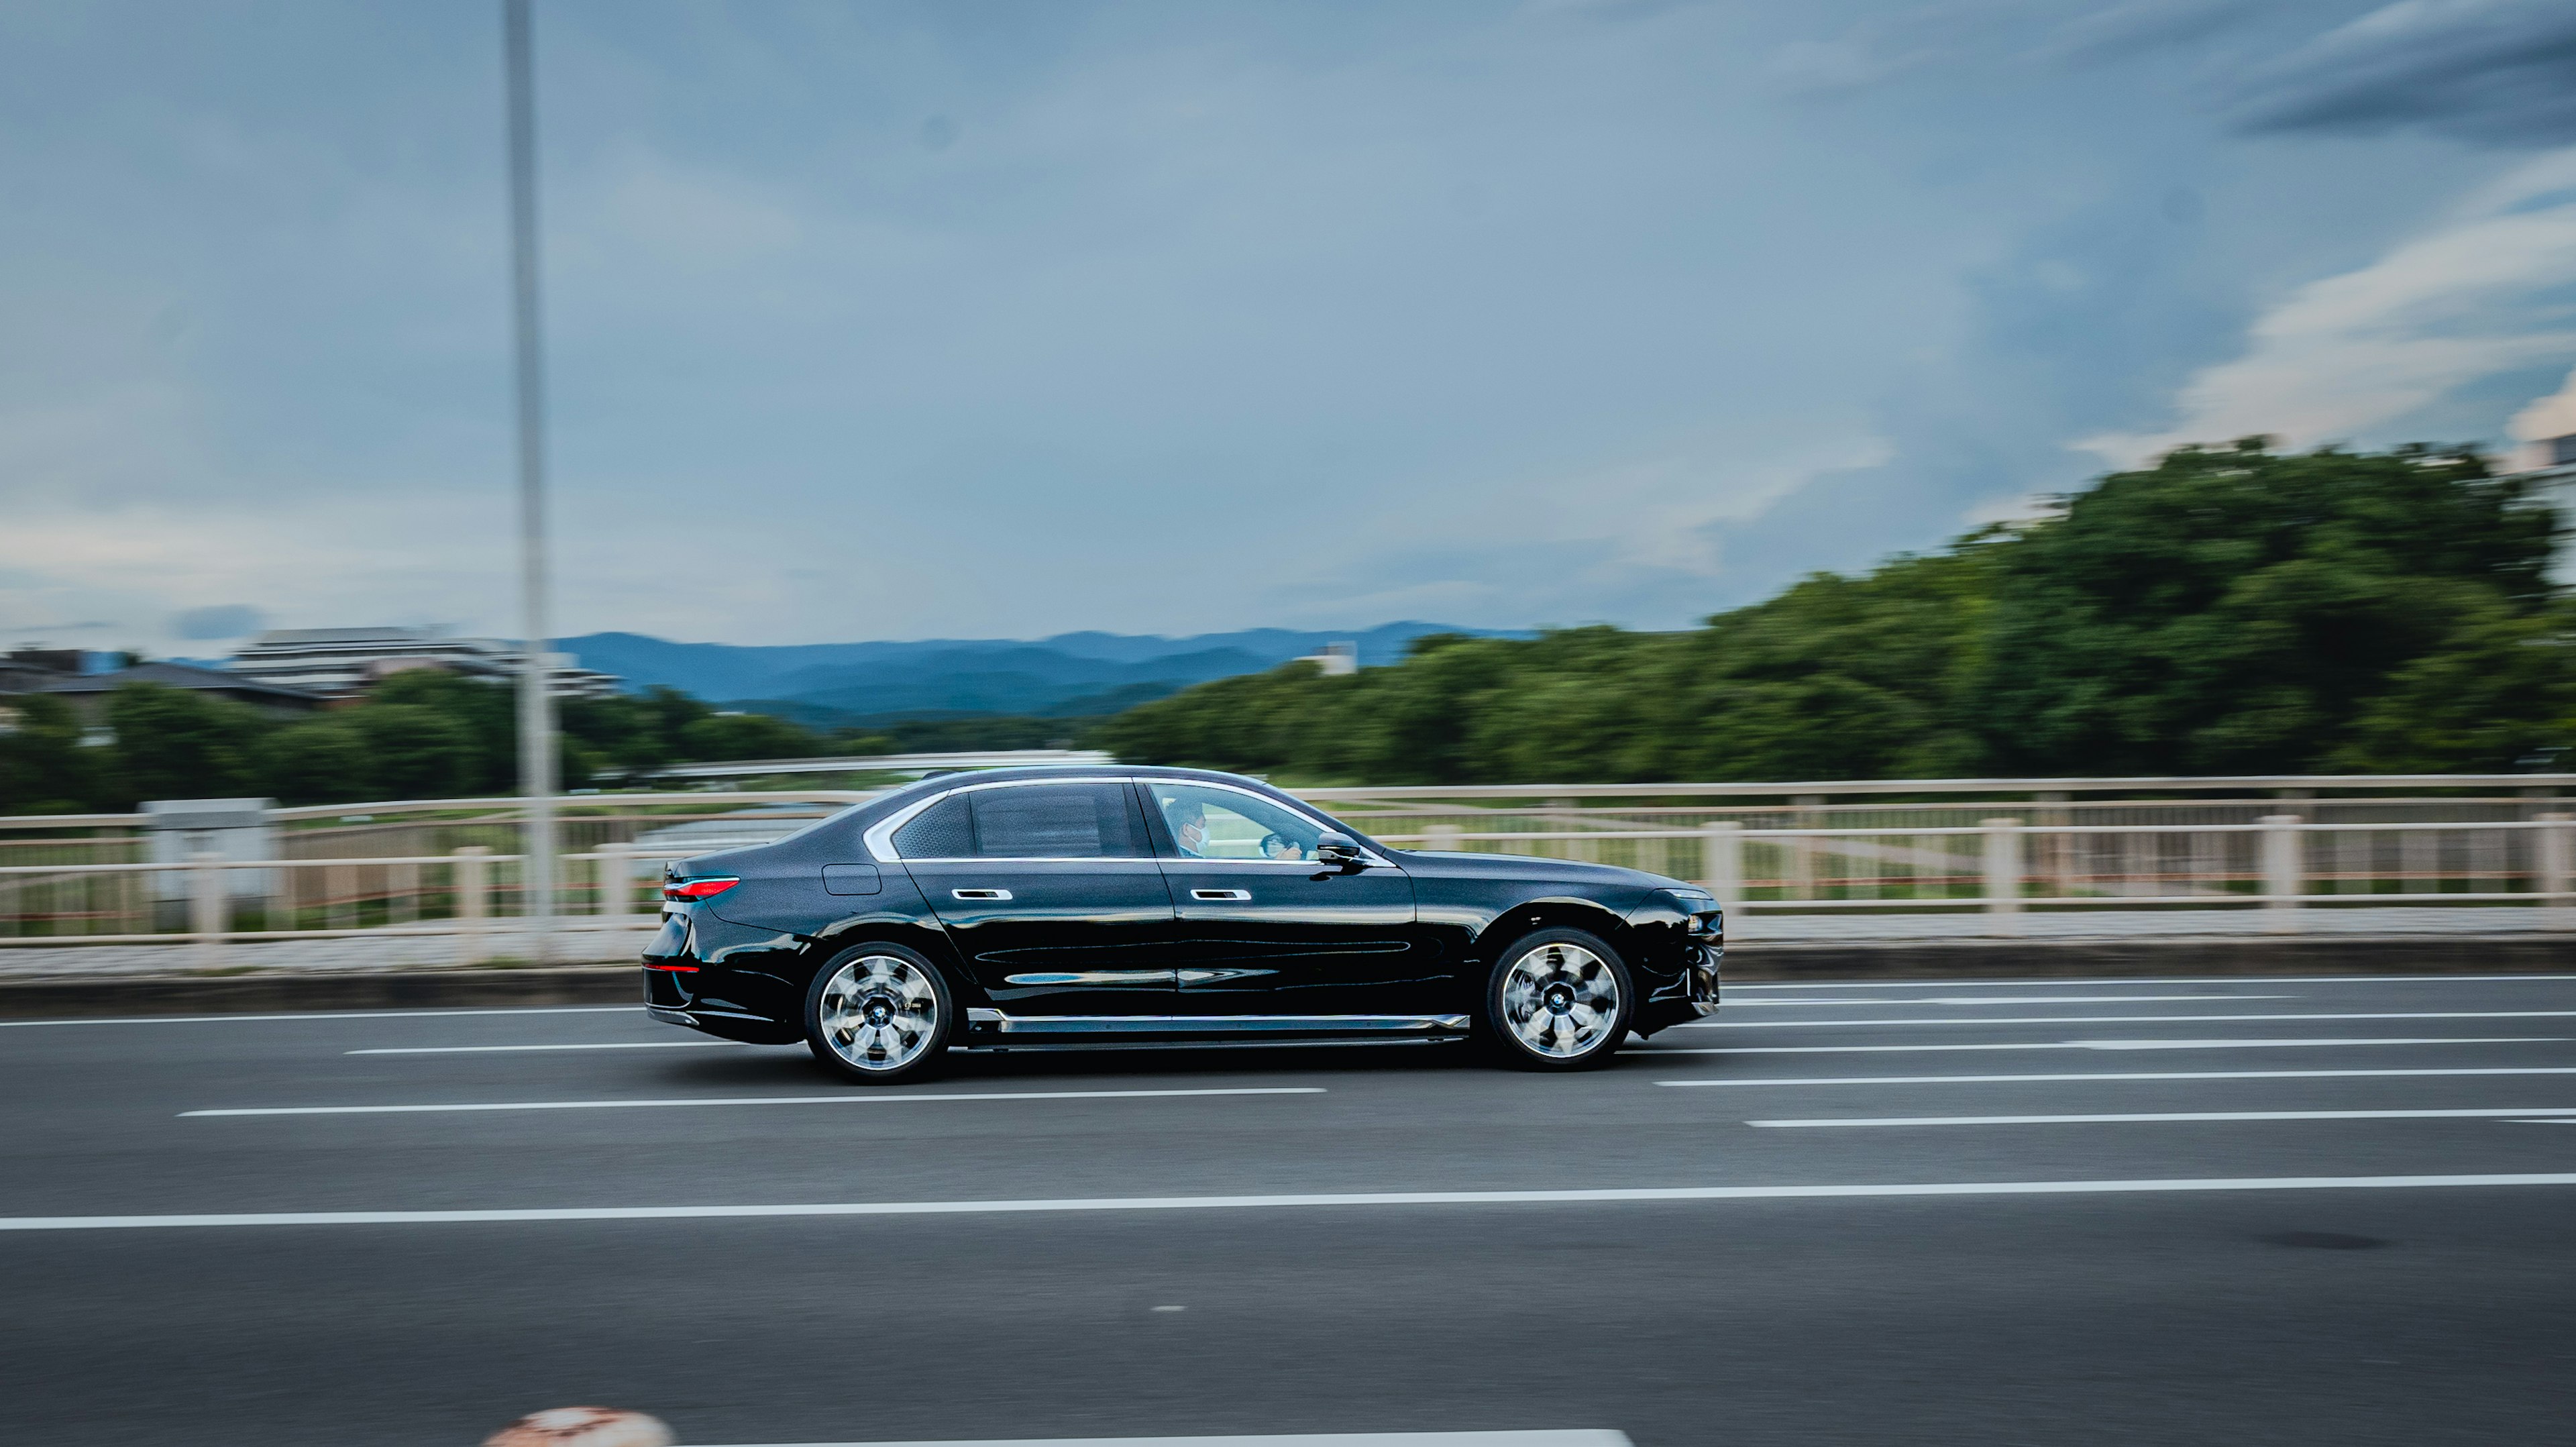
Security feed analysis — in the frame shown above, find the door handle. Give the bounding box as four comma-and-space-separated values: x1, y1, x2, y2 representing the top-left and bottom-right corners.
951, 888, 1012, 900
1191, 888, 1250, 902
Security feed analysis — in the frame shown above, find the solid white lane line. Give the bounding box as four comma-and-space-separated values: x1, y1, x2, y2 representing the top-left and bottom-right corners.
0, 1006, 639, 1028
700, 1421, 1627, 1431
1724, 994, 2294, 1008
1646, 1036, 2569, 1056
1680, 1010, 2576, 1030
1719, 974, 2576, 989
182, 1087, 1325, 1118
8, 1174, 2575, 1231
349, 1041, 742, 1055
695, 1434, 1631, 1446
1749, 1107, 2576, 1128
1659, 1067, 2576, 1087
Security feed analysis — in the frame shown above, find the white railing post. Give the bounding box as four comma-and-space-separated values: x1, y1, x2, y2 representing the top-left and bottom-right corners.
1701, 821, 1743, 902
1701, 821, 1744, 943
455, 846, 490, 965
189, 851, 225, 969
598, 847, 631, 924
2261, 814, 2302, 932
2538, 813, 2571, 929
1981, 818, 2021, 932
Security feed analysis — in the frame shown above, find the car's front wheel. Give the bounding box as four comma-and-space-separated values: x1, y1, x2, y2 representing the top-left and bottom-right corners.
1483, 928, 1631, 1070
804, 943, 953, 1083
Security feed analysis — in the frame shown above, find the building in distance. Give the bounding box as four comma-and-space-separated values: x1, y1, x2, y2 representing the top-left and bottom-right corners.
225, 627, 623, 700
1, 654, 326, 720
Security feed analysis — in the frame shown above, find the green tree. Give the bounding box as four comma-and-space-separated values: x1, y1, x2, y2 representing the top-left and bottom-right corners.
103, 684, 260, 805
1976, 441, 2557, 774
1102, 442, 2571, 784
678, 710, 824, 761
362, 669, 516, 792
351, 704, 475, 800
0, 695, 101, 812
258, 720, 376, 806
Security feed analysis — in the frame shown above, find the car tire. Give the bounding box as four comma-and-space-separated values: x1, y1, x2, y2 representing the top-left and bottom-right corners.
802, 942, 955, 1084
1481, 927, 1633, 1071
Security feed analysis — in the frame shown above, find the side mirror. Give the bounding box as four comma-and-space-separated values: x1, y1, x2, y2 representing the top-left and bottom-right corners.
1314, 831, 1365, 873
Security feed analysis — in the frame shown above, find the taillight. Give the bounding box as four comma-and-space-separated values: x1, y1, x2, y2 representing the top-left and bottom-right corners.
663, 877, 740, 903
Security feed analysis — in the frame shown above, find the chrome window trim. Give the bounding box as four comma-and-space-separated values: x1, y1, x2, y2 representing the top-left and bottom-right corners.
865, 773, 1392, 868
1140, 778, 1395, 869
864, 776, 1149, 863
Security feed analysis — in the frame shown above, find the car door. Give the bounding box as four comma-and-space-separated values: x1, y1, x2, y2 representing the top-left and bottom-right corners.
1140, 779, 1436, 1020
885, 779, 1177, 1018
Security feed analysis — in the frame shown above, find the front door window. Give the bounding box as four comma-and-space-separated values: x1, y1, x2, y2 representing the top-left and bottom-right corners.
1150, 783, 1325, 863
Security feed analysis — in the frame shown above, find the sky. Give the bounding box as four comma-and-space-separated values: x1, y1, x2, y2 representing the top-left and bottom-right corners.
3, 0, 2576, 655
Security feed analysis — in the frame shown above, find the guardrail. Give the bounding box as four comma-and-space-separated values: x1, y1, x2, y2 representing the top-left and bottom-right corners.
1371, 814, 2576, 936
4, 812, 2572, 965
0, 847, 702, 967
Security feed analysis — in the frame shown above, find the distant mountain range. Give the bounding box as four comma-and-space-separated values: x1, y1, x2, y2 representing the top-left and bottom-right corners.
560, 623, 1517, 722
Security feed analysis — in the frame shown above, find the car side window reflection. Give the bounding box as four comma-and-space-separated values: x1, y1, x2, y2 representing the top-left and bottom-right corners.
1150, 784, 1324, 861
969, 782, 1142, 859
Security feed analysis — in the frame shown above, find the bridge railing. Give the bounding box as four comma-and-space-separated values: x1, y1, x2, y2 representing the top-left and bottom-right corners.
3, 776, 2573, 960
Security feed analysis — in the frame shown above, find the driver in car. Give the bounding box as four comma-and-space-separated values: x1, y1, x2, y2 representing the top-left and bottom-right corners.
1170, 798, 1212, 857
1260, 830, 1307, 861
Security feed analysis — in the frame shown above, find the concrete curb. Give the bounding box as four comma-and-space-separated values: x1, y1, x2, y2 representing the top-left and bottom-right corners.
1723, 934, 2576, 979
1, 935, 2569, 1018
0, 965, 639, 1019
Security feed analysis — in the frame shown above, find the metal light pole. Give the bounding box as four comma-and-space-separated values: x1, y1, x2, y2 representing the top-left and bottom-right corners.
504, 0, 557, 964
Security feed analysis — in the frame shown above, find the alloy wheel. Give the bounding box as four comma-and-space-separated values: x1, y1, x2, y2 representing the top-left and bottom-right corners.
817, 954, 940, 1073
1499, 940, 1622, 1059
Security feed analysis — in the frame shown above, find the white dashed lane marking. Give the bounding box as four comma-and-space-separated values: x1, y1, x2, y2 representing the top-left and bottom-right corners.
1678, 1011, 2576, 1030
1657, 1066, 2576, 1087
182, 1087, 1326, 1118
7, 1175, 2576, 1231
1723, 994, 2295, 1008
349, 1040, 741, 1055
0, 1006, 641, 1028
690, 1421, 1627, 1431
1646, 1036, 2569, 1056
1746, 1108, 2576, 1128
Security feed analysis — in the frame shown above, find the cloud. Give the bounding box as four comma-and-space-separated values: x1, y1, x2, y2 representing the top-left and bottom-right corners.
2228, 0, 2576, 147
1766, 0, 2265, 94
169, 604, 265, 640
2511, 361, 2576, 443
2080, 146, 2576, 464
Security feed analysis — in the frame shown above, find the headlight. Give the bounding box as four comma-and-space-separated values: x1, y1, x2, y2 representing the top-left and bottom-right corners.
1660, 887, 1717, 910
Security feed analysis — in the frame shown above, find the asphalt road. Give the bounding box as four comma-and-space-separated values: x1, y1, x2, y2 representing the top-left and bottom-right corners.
5, 971, 2575, 1447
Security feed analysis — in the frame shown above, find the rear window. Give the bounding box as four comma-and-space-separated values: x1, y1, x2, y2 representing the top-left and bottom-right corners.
889, 794, 973, 859
970, 783, 1140, 859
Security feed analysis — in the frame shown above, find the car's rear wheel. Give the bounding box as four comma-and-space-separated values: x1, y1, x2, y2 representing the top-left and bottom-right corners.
804, 943, 953, 1083
1483, 928, 1631, 1071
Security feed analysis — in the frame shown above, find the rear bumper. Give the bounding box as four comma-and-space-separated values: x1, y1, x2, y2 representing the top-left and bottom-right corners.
641, 958, 802, 1044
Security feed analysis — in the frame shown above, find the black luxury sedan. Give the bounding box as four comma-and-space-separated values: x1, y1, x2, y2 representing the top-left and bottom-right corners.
643, 765, 1721, 1080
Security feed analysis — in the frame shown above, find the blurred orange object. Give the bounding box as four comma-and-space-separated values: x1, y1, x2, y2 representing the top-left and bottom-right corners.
484, 1406, 674, 1447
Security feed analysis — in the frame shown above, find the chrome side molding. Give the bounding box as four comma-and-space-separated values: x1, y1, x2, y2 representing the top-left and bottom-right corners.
961, 1009, 1470, 1036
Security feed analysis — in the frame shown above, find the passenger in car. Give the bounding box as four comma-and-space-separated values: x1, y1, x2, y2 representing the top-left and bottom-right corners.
1169, 798, 1211, 857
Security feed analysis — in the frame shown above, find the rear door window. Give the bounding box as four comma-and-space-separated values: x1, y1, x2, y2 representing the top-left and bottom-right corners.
889, 793, 973, 859
969, 783, 1144, 859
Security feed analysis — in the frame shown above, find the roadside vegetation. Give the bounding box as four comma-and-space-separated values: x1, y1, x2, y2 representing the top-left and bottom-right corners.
1101, 441, 2572, 782
5, 439, 2563, 812
0, 674, 881, 812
